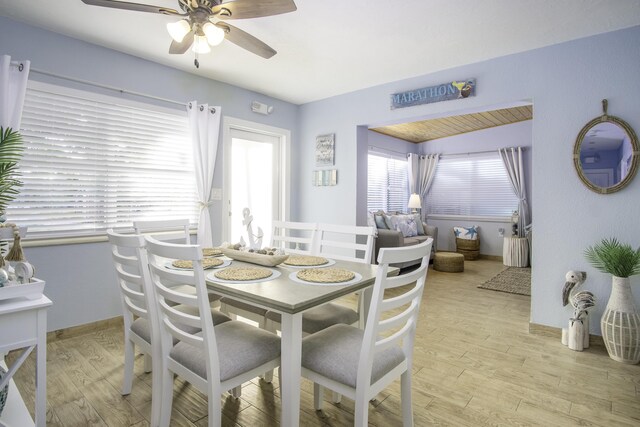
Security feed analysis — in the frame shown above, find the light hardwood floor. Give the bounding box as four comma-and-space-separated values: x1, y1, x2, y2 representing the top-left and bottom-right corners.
7, 259, 640, 426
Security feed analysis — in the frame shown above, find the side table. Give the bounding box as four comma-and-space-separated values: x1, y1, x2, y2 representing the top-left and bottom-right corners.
503, 236, 529, 267
0, 294, 52, 427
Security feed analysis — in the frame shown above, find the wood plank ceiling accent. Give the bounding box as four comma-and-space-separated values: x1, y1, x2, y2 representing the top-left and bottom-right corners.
370, 105, 533, 143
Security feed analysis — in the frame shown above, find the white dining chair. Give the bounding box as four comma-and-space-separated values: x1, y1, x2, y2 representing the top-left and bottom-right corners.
145, 236, 281, 427
313, 223, 376, 264
267, 222, 377, 334
133, 218, 191, 244
301, 238, 433, 427
220, 220, 319, 329
107, 230, 232, 426
107, 230, 156, 396
271, 220, 319, 254
134, 218, 224, 305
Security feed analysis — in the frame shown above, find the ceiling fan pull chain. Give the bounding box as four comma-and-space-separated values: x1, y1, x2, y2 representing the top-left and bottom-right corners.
194, 51, 200, 68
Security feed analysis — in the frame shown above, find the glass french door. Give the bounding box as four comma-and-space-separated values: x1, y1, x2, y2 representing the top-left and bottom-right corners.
224, 127, 282, 246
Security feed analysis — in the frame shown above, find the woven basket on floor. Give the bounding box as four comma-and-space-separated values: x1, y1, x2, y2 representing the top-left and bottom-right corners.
456, 237, 480, 260
433, 252, 464, 272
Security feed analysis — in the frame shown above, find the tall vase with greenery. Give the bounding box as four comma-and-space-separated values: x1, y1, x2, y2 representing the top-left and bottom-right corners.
0, 127, 23, 217
585, 238, 640, 364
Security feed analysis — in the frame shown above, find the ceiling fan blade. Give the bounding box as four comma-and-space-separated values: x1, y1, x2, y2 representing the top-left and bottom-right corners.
212, 0, 296, 20
216, 22, 277, 59
169, 31, 194, 54
81, 0, 180, 15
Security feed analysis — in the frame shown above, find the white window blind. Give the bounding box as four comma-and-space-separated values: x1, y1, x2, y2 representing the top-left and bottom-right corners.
7, 84, 197, 237
426, 152, 518, 217
367, 152, 409, 212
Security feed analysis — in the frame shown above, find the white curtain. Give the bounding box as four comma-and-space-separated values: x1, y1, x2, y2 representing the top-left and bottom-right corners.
407, 153, 439, 211
499, 147, 529, 238
0, 55, 31, 130
188, 101, 221, 247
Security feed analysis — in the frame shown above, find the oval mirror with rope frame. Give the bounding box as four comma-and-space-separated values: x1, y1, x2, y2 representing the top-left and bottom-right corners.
574, 99, 639, 194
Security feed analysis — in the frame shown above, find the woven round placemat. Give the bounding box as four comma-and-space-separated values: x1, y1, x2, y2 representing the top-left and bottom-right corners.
284, 255, 329, 266
172, 257, 223, 269
202, 247, 223, 257
297, 268, 355, 283
214, 267, 272, 281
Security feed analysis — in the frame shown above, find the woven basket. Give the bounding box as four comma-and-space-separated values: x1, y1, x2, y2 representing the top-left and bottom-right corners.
456, 237, 480, 260
433, 252, 464, 273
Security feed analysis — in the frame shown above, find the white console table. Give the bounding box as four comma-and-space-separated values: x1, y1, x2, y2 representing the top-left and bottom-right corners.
0, 294, 51, 427
503, 236, 529, 267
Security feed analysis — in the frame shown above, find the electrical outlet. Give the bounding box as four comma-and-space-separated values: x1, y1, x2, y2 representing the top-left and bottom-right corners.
211, 188, 222, 200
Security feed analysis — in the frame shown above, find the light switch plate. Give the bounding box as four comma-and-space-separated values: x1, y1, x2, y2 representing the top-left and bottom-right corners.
211, 188, 222, 200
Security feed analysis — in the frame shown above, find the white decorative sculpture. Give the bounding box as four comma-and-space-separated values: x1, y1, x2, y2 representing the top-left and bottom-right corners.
561, 270, 595, 351
241, 207, 263, 250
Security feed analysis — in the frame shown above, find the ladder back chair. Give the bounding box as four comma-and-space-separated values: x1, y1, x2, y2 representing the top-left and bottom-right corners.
271, 220, 319, 254
301, 238, 433, 427
135, 218, 223, 304
107, 230, 160, 425
108, 230, 232, 426
133, 218, 191, 244
314, 223, 376, 264
221, 220, 319, 331
145, 236, 281, 427
267, 222, 377, 334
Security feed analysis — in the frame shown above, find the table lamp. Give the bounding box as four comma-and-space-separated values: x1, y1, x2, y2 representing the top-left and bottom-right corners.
408, 193, 422, 214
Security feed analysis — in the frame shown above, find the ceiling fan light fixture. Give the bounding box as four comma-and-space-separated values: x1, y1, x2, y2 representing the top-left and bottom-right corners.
167, 19, 191, 42
192, 35, 212, 54
202, 22, 225, 46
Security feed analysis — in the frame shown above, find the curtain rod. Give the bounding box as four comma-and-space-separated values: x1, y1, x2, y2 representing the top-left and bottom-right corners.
30, 68, 187, 108
437, 147, 526, 158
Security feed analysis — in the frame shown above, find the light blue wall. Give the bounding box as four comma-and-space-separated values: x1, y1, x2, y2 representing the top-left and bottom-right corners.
0, 16, 299, 330
297, 26, 640, 334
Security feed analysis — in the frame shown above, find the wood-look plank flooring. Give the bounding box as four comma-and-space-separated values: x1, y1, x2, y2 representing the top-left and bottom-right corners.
7, 259, 640, 426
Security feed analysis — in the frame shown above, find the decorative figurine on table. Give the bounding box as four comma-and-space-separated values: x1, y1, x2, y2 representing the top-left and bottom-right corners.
0, 221, 28, 286
561, 270, 596, 351
240, 207, 263, 250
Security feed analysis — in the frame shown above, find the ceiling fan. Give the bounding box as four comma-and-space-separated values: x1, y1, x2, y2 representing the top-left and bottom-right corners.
81, 0, 297, 67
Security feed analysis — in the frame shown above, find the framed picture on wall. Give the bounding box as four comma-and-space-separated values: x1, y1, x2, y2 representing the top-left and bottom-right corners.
315, 133, 335, 166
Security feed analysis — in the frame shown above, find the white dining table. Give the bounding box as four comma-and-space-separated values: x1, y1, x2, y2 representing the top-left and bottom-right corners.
204, 258, 395, 427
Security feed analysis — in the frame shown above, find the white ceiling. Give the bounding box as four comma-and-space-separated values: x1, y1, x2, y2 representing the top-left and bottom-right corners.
1, 0, 640, 105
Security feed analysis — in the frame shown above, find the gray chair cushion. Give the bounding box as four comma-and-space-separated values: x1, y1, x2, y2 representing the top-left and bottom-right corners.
131, 305, 231, 344
301, 324, 405, 388
267, 303, 359, 334
170, 320, 280, 382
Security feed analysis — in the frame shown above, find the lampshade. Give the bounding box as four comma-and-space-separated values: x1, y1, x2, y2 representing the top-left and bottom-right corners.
408, 193, 422, 209
203, 22, 225, 46
166, 19, 191, 43
192, 35, 211, 54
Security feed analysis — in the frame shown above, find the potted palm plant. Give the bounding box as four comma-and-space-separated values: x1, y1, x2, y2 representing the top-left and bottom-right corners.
0, 127, 23, 217
0, 126, 23, 416
585, 238, 640, 364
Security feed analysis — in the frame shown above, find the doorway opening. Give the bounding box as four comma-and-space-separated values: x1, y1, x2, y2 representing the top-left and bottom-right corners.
222, 117, 290, 245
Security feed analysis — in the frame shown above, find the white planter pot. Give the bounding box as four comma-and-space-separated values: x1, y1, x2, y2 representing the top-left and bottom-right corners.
600, 276, 640, 364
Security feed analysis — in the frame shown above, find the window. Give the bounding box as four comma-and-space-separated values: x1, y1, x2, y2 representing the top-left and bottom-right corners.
426, 152, 518, 217
7, 83, 197, 238
367, 152, 409, 212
